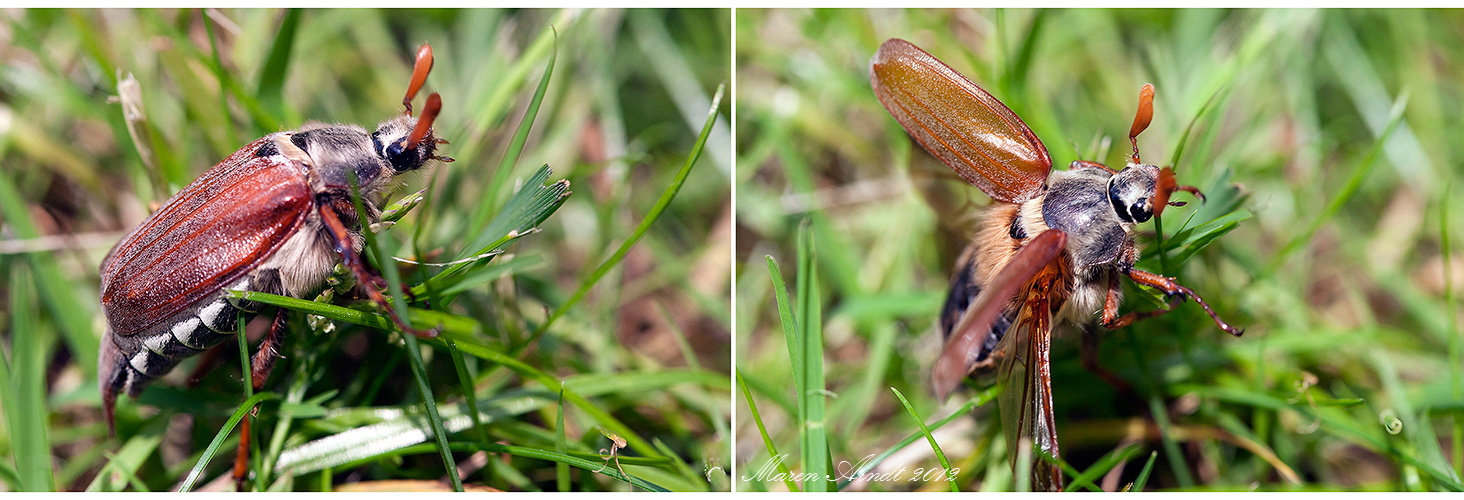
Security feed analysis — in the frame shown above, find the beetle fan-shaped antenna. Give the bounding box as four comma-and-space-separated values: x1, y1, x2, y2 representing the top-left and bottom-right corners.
1128, 83, 1154, 166
406, 93, 441, 150
403, 43, 434, 116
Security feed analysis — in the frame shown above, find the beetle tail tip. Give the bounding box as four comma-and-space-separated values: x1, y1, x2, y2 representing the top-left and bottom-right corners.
99, 330, 124, 437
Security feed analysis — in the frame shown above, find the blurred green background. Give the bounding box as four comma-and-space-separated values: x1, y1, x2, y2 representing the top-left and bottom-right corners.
736, 8, 1462, 492
0, 8, 730, 492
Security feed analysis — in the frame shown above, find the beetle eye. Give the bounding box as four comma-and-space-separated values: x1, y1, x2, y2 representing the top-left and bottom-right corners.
385, 140, 415, 172
1129, 201, 1152, 223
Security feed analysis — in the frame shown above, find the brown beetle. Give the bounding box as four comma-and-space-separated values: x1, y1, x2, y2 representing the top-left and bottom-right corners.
98, 44, 446, 439
870, 38, 1243, 491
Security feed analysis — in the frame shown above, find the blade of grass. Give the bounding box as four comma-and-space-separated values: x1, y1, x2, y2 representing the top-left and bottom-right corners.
1192, 385, 1464, 490
367, 442, 669, 491
1268, 89, 1408, 274
180, 391, 281, 492
555, 384, 570, 492
446, 340, 488, 446
0, 461, 19, 491
255, 9, 301, 122
1066, 442, 1144, 492
1124, 330, 1195, 488
428, 164, 570, 292
230, 290, 478, 337
201, 11, 239, 148
1167, 82, 1232, 170
891, 387, 958, 492
470, 28, 557, 231
837, 387, 999, 489
628, 10, 730, 173
234, 310, 257, 491
766, 256, 801, 397
260, 378, 331, 486
0, 171, 97, 375
738, 370, 799, 492
2, 265, 54, 491
1129, 451, 1159, 491
273, 368, 713, 476
655, 301, 730, 445
533, 82, 725, 338
86, 419, 165, 492
652, 438, 705, 491
794, 218, 831, 492
348, 173, 462, 492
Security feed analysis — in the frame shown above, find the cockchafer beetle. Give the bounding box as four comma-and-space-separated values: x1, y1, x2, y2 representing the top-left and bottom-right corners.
870, 38, 1244, 491
98, 43, 448, 440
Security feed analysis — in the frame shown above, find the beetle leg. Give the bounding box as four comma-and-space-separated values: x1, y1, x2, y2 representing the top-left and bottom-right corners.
1101, 269, 1123, 326
234, 416, 252, 490
1173, 184, 1205, 203
1120, 268, 1244, 336
250, 308, 288, 388
318, 205, 438, 338
231, 308, 288, 490
1080, 323, 1134, 396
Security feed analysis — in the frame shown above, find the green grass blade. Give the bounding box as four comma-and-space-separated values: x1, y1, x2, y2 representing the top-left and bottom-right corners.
230, 290, 479, 337
3, 265, 54, 491
0, 461, 19, 490
272, 369, 715, 476
555, 384, 570, 492
472, 27, 557, 229
766, 256, 801, 397
255, 9, 302, 120
1066, 442, 1144, 492
201, 12, 239, 148
536, 82, 726, 336
446, 339, 488, 445
458, 164, 571, 260
86, 419, 165, 492
838, 387, 998, 489
737, 370, 799, 492
234, 310, 258, 491
180, 391, 281, 492
1167, 82, 1231, 170
349, 174, 462, 492
891, 387, 958, 492
1130, 451, 1159, 491
374, 442, 670, 491
1269, 90, 1408, 273
380, 189, 427, 223
0, 171, 97, 375
794, 218, 831, 491
628, 10, 730, 172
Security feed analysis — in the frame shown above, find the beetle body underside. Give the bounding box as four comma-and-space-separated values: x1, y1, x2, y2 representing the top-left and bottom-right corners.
937, 166, 1145, 380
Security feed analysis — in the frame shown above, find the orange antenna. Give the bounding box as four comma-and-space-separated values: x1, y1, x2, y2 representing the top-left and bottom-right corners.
1128, 83, 1154, 164
403, 43, 434, 116
406, 93, 441, 150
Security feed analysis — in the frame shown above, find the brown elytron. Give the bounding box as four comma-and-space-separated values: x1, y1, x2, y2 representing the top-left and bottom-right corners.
100, 141, 311, 336
871, 38, 1242, 491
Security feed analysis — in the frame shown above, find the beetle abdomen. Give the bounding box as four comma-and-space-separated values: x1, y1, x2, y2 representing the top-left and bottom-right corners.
940, 238, 1017, 375
99, 269, 281, 427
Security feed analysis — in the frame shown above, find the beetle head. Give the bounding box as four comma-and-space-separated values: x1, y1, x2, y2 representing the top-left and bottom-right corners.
1108, 164, 1159, 224
372, 115, 437, 173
